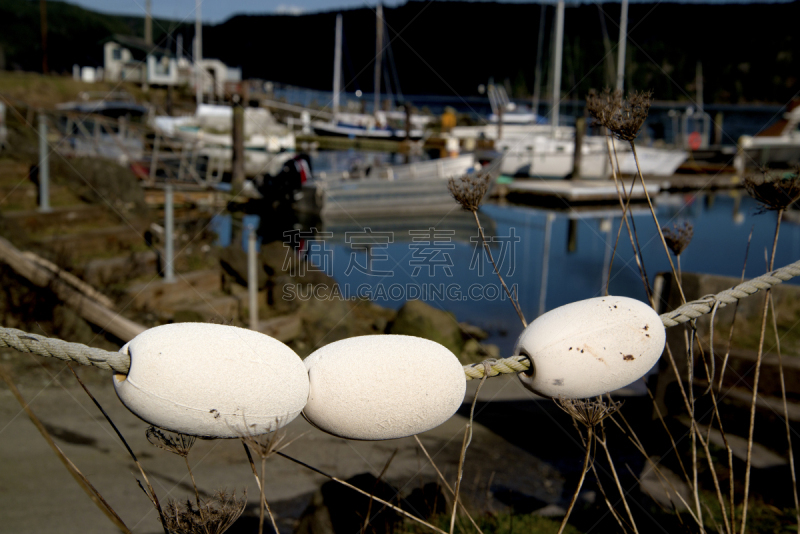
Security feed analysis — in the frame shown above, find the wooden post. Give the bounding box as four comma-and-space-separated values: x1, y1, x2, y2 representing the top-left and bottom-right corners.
232, 93, 245, 190
0, 237, 146, 342
497, 106, 503, 141
570, 116, 585, 180
714, 111, 724, 146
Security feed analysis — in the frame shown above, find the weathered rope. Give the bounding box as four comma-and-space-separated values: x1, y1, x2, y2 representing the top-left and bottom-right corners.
1, 258, 799, 380
464, 258, 800, 380
0, 328, 130, 374
660, 258, 800, 327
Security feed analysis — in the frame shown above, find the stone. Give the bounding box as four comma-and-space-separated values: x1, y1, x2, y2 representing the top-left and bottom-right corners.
388, 300, 464, 355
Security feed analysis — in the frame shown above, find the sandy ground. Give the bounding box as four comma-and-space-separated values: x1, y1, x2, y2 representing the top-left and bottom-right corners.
0, 357, 576, 534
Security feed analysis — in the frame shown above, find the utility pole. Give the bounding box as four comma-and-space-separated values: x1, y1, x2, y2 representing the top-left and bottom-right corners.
145, 0, 152, 45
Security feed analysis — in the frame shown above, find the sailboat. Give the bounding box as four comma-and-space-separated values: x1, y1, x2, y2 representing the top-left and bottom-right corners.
496, 0, 611, 179
498, 0, 686, 179
311, 9, 428, 141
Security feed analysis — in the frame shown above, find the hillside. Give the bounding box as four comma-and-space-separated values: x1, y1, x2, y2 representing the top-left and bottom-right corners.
0, 0, 188, 72
1, 0, 799, 104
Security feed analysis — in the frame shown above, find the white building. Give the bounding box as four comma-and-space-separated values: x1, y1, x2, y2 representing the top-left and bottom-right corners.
196, 59, 242, 100
103, 35, 178, 85
103, 35, 242, 101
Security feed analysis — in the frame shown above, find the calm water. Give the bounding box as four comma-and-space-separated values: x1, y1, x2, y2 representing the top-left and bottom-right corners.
317, 192, 799, 355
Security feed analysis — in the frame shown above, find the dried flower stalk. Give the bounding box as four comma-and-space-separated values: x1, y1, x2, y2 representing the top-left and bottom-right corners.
161, 491, 246, 534
447, 172, 491, 212
662, 222, 694, 257
744, 167, 800, 213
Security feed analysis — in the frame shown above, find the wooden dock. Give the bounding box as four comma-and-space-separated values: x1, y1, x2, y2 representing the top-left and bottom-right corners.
496, 173, 741, 206
500, 178, 661, 204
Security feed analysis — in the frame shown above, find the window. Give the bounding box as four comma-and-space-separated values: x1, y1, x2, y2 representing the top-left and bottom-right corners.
112, 48, 122, 60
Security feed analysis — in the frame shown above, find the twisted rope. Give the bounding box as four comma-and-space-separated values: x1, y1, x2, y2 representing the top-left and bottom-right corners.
0, 328, 129, 374
464, 258, 800, 380
2, 258, 799, 380
660, 258, 800, 327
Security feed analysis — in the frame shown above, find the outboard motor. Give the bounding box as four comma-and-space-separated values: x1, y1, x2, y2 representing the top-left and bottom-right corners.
258, 153, 312, 207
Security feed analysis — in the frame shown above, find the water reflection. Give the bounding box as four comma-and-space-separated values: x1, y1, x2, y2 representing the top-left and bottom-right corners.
214, 190, 797, 356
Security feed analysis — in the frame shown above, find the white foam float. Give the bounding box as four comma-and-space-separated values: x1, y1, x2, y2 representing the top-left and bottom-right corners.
114, 323, 309, 438
516, 296, 666, 398
303, 335, 466, 440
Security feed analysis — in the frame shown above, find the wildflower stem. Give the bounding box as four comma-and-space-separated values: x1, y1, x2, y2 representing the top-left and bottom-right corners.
557, 426, 592, 534
412, 435, 485, 534
596, 424, 639, 534
740, 208, 783, 534
0, 365, 132, 534
184, 456, 201, 512
606, 135, 653, 302
472, 210, 527, 326
65, 364, 167, 533
768, 293, 800, 532
241, 442, 280, 534
629, 141, 686, 304
450, 362, 490, 534
276, 451, 448, 534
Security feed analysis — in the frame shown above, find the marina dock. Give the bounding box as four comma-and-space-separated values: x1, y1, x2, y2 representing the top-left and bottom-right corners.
495, 173, 741, 205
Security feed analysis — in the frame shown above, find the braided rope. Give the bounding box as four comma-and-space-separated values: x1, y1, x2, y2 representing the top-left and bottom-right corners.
660, 258, 800, 327
0, 328, 129, 374
1, 258, 799, 380
464, 258, 800, 380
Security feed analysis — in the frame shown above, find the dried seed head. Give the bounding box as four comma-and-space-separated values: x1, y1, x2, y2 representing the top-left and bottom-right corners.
744, 167, 800, 212
237, 416, 300, 460
448, 172, 492, 212
598, 90, 653, 142
586, 88, 623, 130
555, 396, 623, 427
662, 221, 694, 256
161, 490, 246, 534
146, 426, 196, 458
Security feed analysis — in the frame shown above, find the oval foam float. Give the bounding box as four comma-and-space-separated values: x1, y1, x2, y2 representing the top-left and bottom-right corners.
114, 323, 309, 438
303, 335, 466, 440
516, 296, 665, 399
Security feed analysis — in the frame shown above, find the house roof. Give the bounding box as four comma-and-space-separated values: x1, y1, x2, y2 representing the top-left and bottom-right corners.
108, 34, 174, 59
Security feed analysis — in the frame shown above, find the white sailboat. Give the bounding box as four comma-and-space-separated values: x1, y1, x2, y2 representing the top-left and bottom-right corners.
497, 0, 611, 179
497, 0, 686, 178
311, 9, 427, 141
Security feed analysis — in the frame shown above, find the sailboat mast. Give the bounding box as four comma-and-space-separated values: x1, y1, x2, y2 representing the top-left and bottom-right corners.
195, 0, 203, 106
616, 0, 628, 92
333, 14, 342, 115
531, 3, 546, 118
374, 4, 383, 115
551, 0, 564, 134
